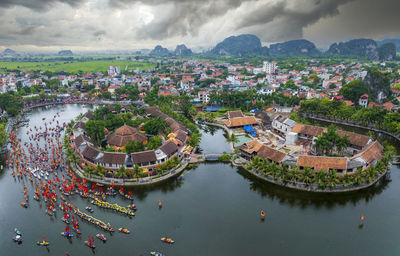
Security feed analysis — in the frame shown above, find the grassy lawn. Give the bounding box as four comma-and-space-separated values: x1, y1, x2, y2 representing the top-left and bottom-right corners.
0, 60, 156, 73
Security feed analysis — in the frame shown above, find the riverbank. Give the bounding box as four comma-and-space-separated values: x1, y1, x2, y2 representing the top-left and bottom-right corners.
70, 158, 190, 187
237, 159, 391, 193
301, 112, 400, 143
203, 121, 234, 152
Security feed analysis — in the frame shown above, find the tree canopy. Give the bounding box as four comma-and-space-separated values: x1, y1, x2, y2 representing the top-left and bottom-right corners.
339, 79, 369, 104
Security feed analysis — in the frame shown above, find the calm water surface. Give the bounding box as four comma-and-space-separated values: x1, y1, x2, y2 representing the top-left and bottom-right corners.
1, 104, 400, 256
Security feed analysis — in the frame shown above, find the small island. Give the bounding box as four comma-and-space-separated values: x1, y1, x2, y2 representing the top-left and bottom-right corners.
215, 110, 393, 192
65, 104, 198, 185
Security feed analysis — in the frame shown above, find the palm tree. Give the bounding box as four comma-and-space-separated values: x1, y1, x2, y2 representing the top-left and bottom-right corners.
301, 167, 313, 185
133, 164, 141, 180
326, 169, 339, 188
69, 153, 80, 166
365, 167, 378, 183
251, 157, 261, 170
116, 166, 127, 178
342, 173, 352, 187
276, 165, 288, 184
353, 168, 366, 185
85, 164, 95, 177
96, 164, 106, 177
314, 170, 326, 188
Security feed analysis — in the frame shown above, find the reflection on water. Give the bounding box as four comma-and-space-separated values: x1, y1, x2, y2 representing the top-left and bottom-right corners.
239, 167, 392, 209
2, 104, 400, 256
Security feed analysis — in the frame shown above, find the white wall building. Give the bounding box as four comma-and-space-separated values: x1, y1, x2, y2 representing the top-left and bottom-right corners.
263, 61, 276, 74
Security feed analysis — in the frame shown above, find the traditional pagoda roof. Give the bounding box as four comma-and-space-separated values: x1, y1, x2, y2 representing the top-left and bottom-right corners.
107, 125, 147, 147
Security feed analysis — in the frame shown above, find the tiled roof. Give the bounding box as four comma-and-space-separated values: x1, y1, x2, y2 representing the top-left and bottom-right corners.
257, 145, 287, 163
175, 130, 188, 144
131, 151, 157, 164
224, 116, 259, 128
159, 140, 178, 156
102, 152, 126, 165
238, 140, 263, 154
74, 134, 90, 147
227, 110, 244, 119
107, 125, 147, 147
337, 130, 371, 148
351, 141, 383, 164
82, 145, 101, 162
291, 124, 326, 137
297, 155, 347, 171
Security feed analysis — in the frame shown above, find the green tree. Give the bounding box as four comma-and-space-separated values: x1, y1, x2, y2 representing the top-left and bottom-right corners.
0, 123, 8, 146
125, 140, 144, 154
339, 79, 369, 104
143, 117, 168, 135
85, 120, 106, 145
146, 136, 162, 150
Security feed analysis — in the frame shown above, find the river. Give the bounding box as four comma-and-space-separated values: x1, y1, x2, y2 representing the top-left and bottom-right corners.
1, 104, 400, 256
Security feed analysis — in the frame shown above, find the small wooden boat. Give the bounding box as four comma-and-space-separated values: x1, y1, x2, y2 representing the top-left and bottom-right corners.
34, 195, 40, 201
61, 232, 73, 238
96, 233, 107, 242
158, 200, 162, 208
118, 228, 130, 234
37, 241, 49, 246
128, 204, 137, 210
150, 252, 164, 256
20, 202, 28, 208
13, 234, 22, 243
62, 217, 70, 224
161, 237, 174, 244
14, 228, 21, 236
85, 206, 94, 213
85, 241, 96, 249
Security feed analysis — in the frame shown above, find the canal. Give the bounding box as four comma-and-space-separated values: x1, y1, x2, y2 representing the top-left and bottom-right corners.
1, 104, 400, 256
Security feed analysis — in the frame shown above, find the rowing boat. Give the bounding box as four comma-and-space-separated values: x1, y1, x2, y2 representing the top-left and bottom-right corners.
161, 237, 174, 244
118, 228, 130, 234
37, 241, 49, 246
96, 233, 107, 242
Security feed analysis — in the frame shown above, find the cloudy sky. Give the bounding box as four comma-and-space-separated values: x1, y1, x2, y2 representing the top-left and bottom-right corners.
0, 0, 399, 52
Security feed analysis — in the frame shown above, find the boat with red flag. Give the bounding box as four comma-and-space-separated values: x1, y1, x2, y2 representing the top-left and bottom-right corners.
85, 236, 96, 249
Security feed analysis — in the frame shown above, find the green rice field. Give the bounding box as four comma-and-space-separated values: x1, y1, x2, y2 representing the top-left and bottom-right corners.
0, 60, 156, 73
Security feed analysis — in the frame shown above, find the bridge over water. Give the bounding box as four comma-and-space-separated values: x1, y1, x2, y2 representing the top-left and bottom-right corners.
189, 154, 224, 163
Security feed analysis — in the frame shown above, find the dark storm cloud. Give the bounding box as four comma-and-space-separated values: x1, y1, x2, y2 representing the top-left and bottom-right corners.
119, 0, 255, 39
0, 0, 398, 50
236, 0, 353, 42
0, 0, 85, 10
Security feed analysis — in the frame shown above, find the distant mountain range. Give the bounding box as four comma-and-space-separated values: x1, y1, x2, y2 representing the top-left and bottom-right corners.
148, 34, 396, 60
58, 50, 73, 56
206, 35, 396, 60
2, 34, 397, 60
